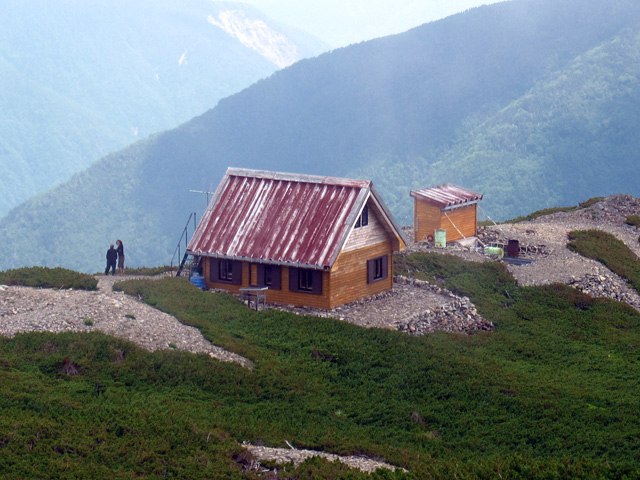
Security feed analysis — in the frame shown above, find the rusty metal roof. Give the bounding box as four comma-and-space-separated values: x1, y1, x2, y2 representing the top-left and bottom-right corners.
187, 168, 405, 269
410, 184, 483, 209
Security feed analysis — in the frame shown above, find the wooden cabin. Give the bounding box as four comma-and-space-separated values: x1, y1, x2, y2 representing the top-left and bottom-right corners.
186, 168, 408, 310
410, 184, 483, 243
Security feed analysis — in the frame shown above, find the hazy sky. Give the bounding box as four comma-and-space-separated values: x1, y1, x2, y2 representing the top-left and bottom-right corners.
244, 0, 507, 47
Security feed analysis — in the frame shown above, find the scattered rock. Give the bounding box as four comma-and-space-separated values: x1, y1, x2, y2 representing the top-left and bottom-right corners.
244, 444, 405, 473
271, 275, 492, 335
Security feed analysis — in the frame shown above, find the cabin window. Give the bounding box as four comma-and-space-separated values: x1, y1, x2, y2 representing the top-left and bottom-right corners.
373, 257, 384, 280
210, 258, 242, 285
219, 260, 233, 281
298, 270, 313, 291
289, 267, 322, 295
250, 263, 281, 290
367, 255, 389, 284
355, 204, 369, 228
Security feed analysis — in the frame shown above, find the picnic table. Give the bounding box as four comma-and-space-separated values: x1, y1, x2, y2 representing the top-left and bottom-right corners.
239, 287, 268, 311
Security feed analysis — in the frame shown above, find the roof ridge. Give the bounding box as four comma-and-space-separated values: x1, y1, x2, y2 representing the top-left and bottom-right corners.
226, 167, 371, 188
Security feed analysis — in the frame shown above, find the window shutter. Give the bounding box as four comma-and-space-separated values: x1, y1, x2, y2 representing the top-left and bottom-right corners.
231, 260, 242, 285
289, 267, 299, 292
381, 255, 389, 280
254, 264, 264, 287
311, 270, 323, 295
270, 266, 282, 290
210, 258, 220, 282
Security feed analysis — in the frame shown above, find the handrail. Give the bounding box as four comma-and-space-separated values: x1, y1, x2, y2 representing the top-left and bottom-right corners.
170, 212, 197, 275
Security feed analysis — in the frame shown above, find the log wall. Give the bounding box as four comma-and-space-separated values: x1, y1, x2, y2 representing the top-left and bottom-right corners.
439, 204, 477, 242
329, 241, 393, 309
203, 259, 332, 309
414, 199, 478, 242
202, 240, 394, 310
414, 199, 443, 242
343, 206, 388, 253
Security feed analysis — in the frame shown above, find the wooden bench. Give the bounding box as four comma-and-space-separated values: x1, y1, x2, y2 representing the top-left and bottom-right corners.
239, 287, 268, 311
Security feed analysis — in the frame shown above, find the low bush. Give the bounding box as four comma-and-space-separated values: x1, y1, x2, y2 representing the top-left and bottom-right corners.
0, 266, 97, 290
505, 205, 577, 223
625, 214, 640, 228
503, 197, 603, 224
123, 265, 177, 276
578, 196, 604, 208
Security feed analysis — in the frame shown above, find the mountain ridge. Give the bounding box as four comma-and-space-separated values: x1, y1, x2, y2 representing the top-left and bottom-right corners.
0, 0, 327, 216
2, 0, 640, 272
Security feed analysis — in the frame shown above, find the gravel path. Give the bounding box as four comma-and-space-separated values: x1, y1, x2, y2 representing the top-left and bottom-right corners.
0, 274, 252, 368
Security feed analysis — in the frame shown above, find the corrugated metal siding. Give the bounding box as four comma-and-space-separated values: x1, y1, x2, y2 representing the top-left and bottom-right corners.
410, 184, 483, 209
187, 170, 370, 269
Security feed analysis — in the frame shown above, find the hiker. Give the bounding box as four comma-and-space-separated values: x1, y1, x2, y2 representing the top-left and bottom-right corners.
105, 244, 117, 275
116, 239, 125, 276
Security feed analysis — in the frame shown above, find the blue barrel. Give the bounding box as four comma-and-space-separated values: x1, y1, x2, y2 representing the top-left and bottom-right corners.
190, 274, 205, 290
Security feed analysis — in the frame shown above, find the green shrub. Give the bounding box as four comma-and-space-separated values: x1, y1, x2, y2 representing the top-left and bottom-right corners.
503, 197, 603, 224
0, 266, 97, 290
625, 214, 640, 228
83, 317, 94, 326
578, 196, 604, 208
504, 205, 577, 223
124, 265, 177, 276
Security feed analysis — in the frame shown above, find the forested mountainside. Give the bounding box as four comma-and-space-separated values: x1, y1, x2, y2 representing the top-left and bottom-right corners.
0, 0, 326, 216
2, 0, 640, 272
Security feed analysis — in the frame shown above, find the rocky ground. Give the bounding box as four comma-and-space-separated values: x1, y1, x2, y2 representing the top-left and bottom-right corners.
483, 194, 640, 310
396, 194, 640, 313
270, 275, 492, 335
0, 274, 252, 368
240, 444, 405, 474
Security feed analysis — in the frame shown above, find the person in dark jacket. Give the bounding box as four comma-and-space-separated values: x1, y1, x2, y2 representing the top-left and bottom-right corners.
105, 244, 117, 275
116, 239, 125, 276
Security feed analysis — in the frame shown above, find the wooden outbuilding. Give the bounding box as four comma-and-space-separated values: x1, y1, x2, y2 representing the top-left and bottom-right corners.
410, 184, 483, 243
186, 168, 408, 310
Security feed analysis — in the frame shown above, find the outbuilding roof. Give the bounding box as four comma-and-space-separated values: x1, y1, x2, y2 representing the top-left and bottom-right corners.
187, 168, 407, 269
410, 184, 483, 209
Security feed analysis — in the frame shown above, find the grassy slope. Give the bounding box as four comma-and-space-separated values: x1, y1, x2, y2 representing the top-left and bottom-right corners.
1, 254, 638, 478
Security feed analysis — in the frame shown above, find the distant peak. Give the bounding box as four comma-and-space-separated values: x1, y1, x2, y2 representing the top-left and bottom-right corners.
207, 10, 299, 68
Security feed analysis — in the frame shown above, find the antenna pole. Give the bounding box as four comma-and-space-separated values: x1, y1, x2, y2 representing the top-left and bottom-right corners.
190, 189, 216, 206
